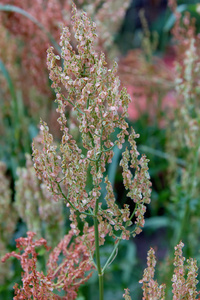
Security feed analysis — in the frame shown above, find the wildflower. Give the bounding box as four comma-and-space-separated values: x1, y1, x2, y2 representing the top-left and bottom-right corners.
126, 241, 199, 299
1, 231, 94, 299
31, 4, 152, 297
139, 248, 166, 299
33, 4, 151, 249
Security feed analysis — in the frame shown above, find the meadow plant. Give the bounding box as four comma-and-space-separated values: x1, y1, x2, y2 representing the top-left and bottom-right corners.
2, 4, 151, 299
2, 231, 94, 299
15, 154, 64, 247
2, 1, 200, 299
123, 242, 199, 299
0, 0, 131, 167
0, 0, 130, 98
166, 0, 200, 258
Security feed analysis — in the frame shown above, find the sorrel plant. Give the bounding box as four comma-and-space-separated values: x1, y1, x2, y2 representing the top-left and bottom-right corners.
2, 1, 200, 299
31, 4, 151, 299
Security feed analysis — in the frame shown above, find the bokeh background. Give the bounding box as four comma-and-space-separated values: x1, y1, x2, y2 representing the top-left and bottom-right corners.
0, 0, 200, 299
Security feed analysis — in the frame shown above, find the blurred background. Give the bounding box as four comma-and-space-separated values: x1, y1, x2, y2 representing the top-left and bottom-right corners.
0, 0, 200, 299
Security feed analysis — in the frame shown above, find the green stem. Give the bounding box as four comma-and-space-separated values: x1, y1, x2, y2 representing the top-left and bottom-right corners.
102, 239, 120, 273
98, 273, 104, 300
64, 96, 85, 115
173, 141, 199, 247
93, 198, 104, 300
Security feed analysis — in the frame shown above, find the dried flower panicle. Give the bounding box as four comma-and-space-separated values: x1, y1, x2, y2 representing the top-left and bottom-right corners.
15, 154, 64, 247
139, 248, 166, 299
120, 130, 151, 237
123, 288, 132, 300
1, 232, 53, 300
172, 242, 199, 299
168, 0, 197, 63
125, 242, 199, 300
33, 4, 151, 246
0, 0, 130, 99
1, 230, 94, 299
1, 0, 69, 96
169, 36, 200, 151
167, 0, 200, 149
47, 228, 95, 299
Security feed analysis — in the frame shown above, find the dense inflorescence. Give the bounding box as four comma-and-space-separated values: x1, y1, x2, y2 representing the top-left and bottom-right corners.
0, 0, 130, 97
32, 4, 151, 245
123, 242, 199, 299
2, 231, 94, 299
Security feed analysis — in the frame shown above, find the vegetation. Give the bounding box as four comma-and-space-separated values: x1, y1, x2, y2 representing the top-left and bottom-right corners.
0, 0, 200, 299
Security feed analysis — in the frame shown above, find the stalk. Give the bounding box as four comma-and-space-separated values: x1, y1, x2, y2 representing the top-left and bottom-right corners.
94, 198, 104, 300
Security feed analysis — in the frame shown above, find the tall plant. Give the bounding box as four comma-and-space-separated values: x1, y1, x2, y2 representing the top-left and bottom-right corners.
166, 0, 200, 259
3, 4, 151, 299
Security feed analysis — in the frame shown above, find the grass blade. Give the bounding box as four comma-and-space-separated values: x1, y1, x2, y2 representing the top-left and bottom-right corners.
0, 59, 16, 101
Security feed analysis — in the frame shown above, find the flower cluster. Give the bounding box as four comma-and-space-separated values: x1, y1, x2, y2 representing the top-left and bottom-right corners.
172, 242, 198, 299
15, 154, 64, 247
3, 3, 151, 298
0, 0, 69, 96
1, 230, 94, 300
33, 4, 151, 246
0, 0, 130, 98
139, 247, 165, 299
124, 242, 199, 299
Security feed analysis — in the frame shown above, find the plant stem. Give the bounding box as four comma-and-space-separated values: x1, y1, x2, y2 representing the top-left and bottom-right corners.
94, 198, 104, 300
102, 239, 120, 273
98, 273, 104, 300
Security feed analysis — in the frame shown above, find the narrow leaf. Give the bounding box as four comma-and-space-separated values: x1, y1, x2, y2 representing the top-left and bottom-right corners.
0, 59, 16, 100
164, 4, 188, 32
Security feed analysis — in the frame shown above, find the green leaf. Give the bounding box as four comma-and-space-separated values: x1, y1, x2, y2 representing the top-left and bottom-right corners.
164, 4, 188, 32
28, 124, 39, 140
139, 144, 186, 167
76, 296, 85, 300
121, 242, 136, 283
144, 216, 173, 229
187, 4, 200, 14
108, 145, 122, 186
0, 59, 16, 101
